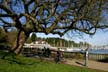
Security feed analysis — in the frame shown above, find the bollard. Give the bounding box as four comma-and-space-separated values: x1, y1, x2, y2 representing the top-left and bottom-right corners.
85, 48, 89, 67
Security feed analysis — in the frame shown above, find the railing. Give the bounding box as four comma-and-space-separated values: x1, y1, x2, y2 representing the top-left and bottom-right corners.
89, 54, 108, 60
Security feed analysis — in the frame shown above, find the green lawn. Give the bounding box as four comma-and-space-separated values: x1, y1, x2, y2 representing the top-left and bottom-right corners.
0, 51, 107, 72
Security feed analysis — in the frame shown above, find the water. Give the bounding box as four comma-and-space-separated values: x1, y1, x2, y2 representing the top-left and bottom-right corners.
88, 49, 108, 54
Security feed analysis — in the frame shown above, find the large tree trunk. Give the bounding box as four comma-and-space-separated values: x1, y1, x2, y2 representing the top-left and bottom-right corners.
1, 30, 29, 59
13, 30, 28, 55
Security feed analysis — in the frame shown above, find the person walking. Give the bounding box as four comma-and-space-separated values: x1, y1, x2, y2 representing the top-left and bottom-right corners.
55, 48, 63, 63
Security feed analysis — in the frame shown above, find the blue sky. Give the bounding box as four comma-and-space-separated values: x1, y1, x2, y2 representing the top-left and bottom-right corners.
36, 29, 108, 46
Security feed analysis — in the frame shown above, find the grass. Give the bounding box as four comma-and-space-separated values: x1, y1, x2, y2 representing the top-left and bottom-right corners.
0, 51, 107, 72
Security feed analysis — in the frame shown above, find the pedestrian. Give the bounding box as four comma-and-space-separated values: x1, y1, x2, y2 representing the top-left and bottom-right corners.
55, 48, 62, 63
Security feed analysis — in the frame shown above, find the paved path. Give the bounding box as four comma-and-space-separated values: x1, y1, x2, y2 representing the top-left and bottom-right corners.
65, 59, 108, 71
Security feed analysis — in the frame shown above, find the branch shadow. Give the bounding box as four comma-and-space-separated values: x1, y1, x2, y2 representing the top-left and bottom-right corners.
4, 57, 41, 66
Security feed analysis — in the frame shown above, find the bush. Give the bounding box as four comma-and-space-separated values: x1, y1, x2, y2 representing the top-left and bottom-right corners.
63, 53, 84, 59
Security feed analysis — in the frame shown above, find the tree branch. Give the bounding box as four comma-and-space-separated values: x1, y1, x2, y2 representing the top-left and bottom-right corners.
0, 14, 17, 17
0, 18, 15, 27
0, 5, 12, 14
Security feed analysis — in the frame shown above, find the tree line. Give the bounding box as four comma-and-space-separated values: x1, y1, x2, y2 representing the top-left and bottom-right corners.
43, 38, 90, 47
26, 33, 90, 47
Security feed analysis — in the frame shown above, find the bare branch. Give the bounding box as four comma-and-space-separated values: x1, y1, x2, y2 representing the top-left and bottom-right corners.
0, 5, 12, 13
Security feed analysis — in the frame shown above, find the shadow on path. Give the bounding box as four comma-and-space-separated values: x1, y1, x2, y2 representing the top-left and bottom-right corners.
75, 61, 85, 66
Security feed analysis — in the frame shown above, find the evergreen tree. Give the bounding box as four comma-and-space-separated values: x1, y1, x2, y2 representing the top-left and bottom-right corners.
31, 33, 37, 43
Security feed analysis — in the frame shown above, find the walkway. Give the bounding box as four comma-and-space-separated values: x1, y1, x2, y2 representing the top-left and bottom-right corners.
65, 59, 108, 71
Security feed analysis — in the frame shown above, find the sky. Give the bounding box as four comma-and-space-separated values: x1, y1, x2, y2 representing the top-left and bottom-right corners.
84, 30, 108, 46
36, 29, 108, 46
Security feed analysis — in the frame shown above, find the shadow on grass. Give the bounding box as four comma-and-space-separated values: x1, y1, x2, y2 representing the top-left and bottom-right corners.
1, 55, 41, 66
4, 58, 39, 65
0, 51, 39, 65
0, 51, 51, 66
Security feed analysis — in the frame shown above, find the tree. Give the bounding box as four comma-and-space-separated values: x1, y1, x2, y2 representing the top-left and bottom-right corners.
7, 29, 18, 47
26, 37, 32, 43
31, 33, 37, 43
0, 27, 8, 50
0, 0, 108, 57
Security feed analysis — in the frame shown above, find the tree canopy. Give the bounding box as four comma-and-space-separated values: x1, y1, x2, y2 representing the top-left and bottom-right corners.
0, 0, 108, 36
0, 0, 108, 55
